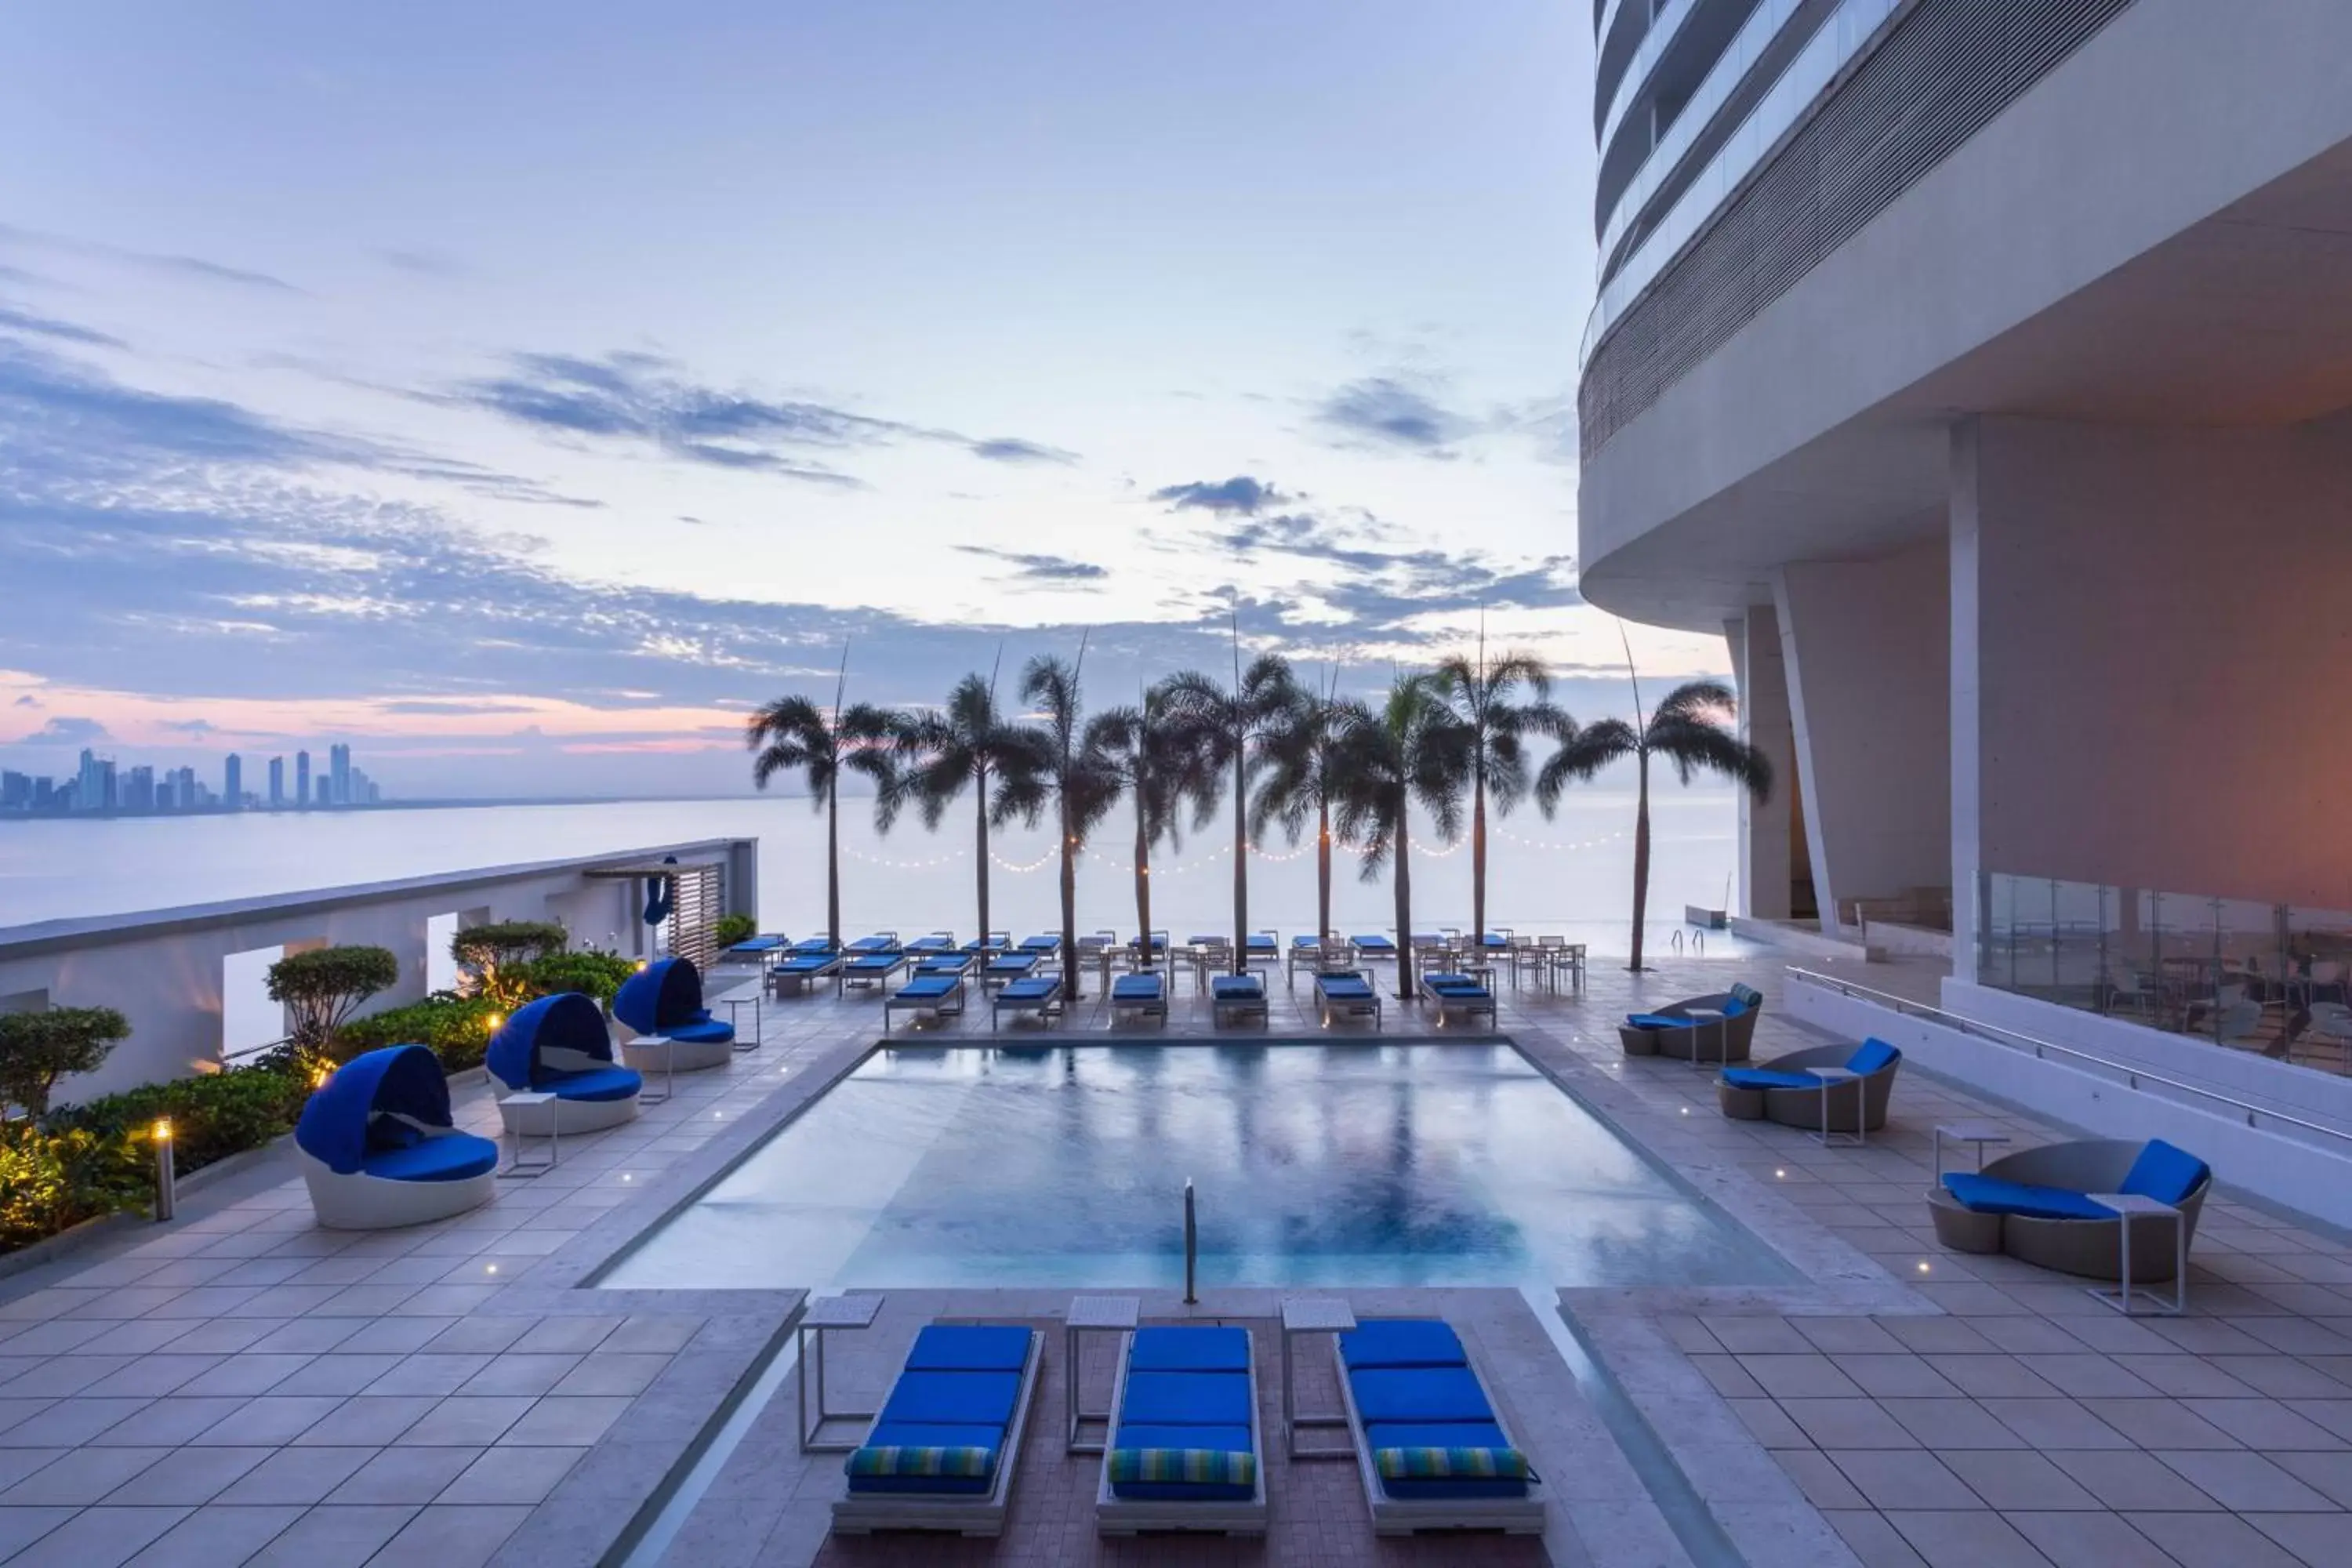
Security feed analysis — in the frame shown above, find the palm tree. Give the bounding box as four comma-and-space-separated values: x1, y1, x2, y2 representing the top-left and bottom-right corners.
1162, 643, 1299, 971
1434, 633, 1566, 950
1084, 680, 1187, 949
886, 662, 1047, 944
1332, 673, 1472, 1000
1000, 648, 1120, 998
1536, 673, 1771, 971
744, 654, 898, 952
1251, 667, 1352, 946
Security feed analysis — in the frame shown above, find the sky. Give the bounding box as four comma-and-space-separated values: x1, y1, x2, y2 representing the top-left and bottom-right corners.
0, 0, 1728, 799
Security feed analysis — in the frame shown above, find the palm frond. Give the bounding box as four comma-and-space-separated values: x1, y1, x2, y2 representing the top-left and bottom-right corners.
1534, 717, 1638, 813
1649, 714, 1773, 797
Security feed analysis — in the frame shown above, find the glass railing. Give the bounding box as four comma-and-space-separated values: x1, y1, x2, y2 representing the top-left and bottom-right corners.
1584, 0, 1901, 367
1598, 0, 1703, 159
1977, 872, 2352, 1078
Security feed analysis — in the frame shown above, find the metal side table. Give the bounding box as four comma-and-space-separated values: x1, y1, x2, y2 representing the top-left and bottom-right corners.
1686, 1007, 1730, 1073
497, 1091, 558, 1178
1933, 1122, 2009, 1179
1805, 1065, 1864, 1147
1066, 1294, 1138, 1453
1280, 1297, 1358, 1459
2085, 1195, 2187, 1316
721, 989, 762, 1053
797, 1293, 885, 1452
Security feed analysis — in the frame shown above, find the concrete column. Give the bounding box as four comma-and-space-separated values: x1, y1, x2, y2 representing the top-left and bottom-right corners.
1726, 608, 1795, 921
1950, 419, 1983, 982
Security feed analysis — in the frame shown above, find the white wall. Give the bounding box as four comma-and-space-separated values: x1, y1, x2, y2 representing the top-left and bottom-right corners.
1729, 607, 1796, 921
1773, 540, 1951, 930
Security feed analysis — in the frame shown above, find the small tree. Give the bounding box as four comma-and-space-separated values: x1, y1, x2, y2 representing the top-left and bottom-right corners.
267, 946, 399, 1054
450, 920, 568, 1007
0, 1007, 131, 1119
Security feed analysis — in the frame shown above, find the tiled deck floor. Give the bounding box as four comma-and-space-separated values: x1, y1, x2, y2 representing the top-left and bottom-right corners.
4, 952, 2352, 1566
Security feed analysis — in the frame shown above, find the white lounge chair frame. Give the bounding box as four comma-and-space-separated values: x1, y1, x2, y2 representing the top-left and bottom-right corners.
831, 1327, 1044, 1539
1109, 976, 1167, 1027
296, 1143, 495, 1231
1094, 1330, 1269, 1537
1317, 977, 1384, 1028
1332, 1330, 1546, 1536
883, 974, 967, 1034
1211, 979, 1269, 1027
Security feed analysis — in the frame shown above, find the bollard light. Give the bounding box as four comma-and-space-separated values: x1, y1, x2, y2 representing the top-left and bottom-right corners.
151, 1118, 176, 1222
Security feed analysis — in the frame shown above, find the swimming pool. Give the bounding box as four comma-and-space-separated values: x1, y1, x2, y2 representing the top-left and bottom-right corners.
601, 1041, 1792, 1291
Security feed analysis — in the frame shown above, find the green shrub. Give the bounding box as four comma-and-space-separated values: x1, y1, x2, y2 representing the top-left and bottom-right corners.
714, 913, 757, 946
335, 993, 505, 1073
268, 946, 399, 1051
52, 1064, 310, 1178
506, 949, 638, 1006
0, 1007, 131, 1118
0, 1123, 151, 1251
452, 920, 569, 1007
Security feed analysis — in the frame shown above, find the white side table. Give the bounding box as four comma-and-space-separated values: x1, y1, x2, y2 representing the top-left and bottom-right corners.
2085, 1194, 2187, 1316
631, 1034, 676, 1105
1280, 1297, 1358, 1460
1066, 1294, 1139, 1454
1805, 1066, 1864, 1147
1686, 1008, 1730, 1073
498, 1091, 559, 1178
720, 990, 762, 1053
797, 1292, 885, 1452
1933, 1122, 2010, 1178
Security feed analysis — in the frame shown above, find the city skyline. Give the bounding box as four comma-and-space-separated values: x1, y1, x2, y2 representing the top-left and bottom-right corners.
2, 742, 383, 816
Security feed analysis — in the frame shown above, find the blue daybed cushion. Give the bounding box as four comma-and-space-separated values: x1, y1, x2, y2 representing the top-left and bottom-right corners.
296, 1044, 455, 1174
1720, 996, 1748, 1018
879, 1370, 1022, 1427
895, 975, 959, 1002
2121, 1138, 2210, 1205
1131, 1325, 1250, 1373
1120, 1371, 1252, 1426
614, 956, 703, 1034
666, 1017, 735, 1045
1116, 1423, 1252, 1454
1348, 1367, 1494, 1425
487, 993, 613, 1092
1113, 975, 1163, 1000
1846, 1039, 1900, 1075
780, 954, 834, 973
1341, 1319, 1467, 1370
1719, 1068, 1818, 1091
1211, 975, 1263, 999
985, 953, 1037, 974
1353, 935, 1396, 948
1366, 1420, 1510, 1452
363, 1134, 499, 1184
543, 1065, 642, 1103
1627, 1013, 1687, 1029
1319, 975, 1374, 998
906, 1324, 1031, 1372
1000, 977, 1058, 1003
1940, 1173, 2114, 1221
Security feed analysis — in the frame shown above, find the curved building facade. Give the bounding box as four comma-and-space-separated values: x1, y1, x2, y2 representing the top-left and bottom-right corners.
1577, 0, 2352, 1109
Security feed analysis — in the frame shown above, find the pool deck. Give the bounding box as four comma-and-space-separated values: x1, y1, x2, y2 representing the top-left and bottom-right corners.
1, 955, 2349, 1566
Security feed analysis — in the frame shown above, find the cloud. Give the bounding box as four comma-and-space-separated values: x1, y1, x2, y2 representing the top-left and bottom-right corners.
15, 715, 108, 746
0, 222, 299, 294
968, 437, 1079, 466
1314, 376, 1474, 456
1151, 476, 1290, 516
378, 248, 466, 278
159, 718, 217, 735
380, 699, 541, 715
14, 695, 40, 707
0, 303, 125, 349
953, 546, 1108, 585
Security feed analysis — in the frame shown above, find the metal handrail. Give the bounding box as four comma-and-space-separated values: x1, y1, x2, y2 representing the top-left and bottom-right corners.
1785, 966, 2352, 1149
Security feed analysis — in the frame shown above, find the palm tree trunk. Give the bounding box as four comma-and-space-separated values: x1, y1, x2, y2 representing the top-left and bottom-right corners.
1316, 797, 1332, 943
1231, 746, 1247, 975
974, 763, 990, 944
1629, 747, 1652, 971
1472, 768, 1487, 947
826, 785, 842, 950
1061, 800, 1080, 1001
1133, 789, 1152, 946
1394, 808, 1415, 1001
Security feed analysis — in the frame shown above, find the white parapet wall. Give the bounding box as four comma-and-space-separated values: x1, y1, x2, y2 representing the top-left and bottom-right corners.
0, 837, 757, 1103
1785, 969, 2352, 1235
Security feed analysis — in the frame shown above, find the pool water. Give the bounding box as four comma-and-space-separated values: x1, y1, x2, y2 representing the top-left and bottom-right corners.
601, 1042, 1792, 1291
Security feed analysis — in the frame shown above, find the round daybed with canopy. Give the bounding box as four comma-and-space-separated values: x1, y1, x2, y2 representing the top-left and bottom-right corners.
293, 1044, 499, 1229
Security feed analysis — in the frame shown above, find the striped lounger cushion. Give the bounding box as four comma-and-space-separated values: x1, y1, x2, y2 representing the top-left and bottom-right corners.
1341, 1319, 1531, 1501
1109, 1327, 1256, 1502
845, 1325, 1030, 1497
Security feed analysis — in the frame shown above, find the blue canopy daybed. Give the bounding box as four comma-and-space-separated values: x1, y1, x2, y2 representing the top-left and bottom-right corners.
612, 956, 736, 1071
294, 1044, 498, 1229
488, 992, 644, 1134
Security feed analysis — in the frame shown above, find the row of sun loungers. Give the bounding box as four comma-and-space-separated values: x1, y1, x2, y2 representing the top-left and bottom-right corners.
833, 1317, 1537, 1541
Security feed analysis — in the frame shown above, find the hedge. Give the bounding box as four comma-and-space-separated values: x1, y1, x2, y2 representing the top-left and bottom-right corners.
50, 1059, 312, 1178
334, 993, 506, 1073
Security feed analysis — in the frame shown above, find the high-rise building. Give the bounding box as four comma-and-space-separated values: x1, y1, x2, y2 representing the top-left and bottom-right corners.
0, 771, 27, 810
329, 743, 351, 808
224, 753, 241, 811
296, 750, 310, 808
123, 765, 155, 812
267, 755, 285, 808
1577, 10, 2352, 1120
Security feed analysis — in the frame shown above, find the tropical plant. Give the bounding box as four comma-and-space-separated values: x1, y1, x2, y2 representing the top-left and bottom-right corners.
1537, 673, 1771, 971
746, 651, 901, 951
886, 663, 1050, 942
449, 920, 568, 1006
1331, 674, 1472, 998
1084, 681, 1189, 949
713, 913, 758, 947
1434, 637, 1567, 950
1161, 644, 1299, 971
1250, 668, 1354, 946
0, 1123, 149, 1251
332, 993, 506, 1072
0, 1007, 131, 1120
504, 949, 640, 1007
1001, 648, 1121, 999
267, 946, 400, 1054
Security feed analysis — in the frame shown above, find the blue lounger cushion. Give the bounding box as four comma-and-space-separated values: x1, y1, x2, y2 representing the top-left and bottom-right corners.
878, 1370, 1022, 1427
1131, 1326, 1250, 1373
1374, 1443, 1531, 1500
542, 1065, 642, 1102
1106, 1446, 1256, 1501
666, 1018, 735, 1045
779, 955, 836, 972
906, 1324, 1033, 1373
1112, 975, 1163, 1001
361, 1134, 499, 1183
1720, 996, 1748, 1018
895, 976, 960, 1002
1319, 975, 1374, 999
845, 1422, 1002, 1496
1940, 1174, 2116, 1221
1115, 1423, 1254, 1454
1627, 1013, 1690, 1029
999, 977, 1058, 1004
1719, 1068, 1819, 1091
1340, 1319, 1468, 1371
2121, 1138, 2210, 1206
1348, 1367, 1495, 1425
1120, 1371, 1253, 1426
985, 955, 1037, 974
1210, 975, 1264, 1000
1365, 1420, 1511, 1452
1353, 935, 1396, 949
1846, 1039, 1900, 1075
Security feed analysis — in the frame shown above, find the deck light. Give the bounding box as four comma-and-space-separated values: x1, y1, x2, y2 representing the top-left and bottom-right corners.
485, 1013, 503, 1031
313, 1066, 332, 1089
1916, 1261, 1931, 1274
152, 1119, 176, 1221
1774, 1169, 1785, 1179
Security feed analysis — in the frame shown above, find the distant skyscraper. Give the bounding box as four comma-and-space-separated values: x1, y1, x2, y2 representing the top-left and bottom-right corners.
329, 743, 351, 808
296, 750, 310, 807
224, 754, 241, 810
268, 755, 285, 808
124, 765, 155, 812
0, 771, 27, 810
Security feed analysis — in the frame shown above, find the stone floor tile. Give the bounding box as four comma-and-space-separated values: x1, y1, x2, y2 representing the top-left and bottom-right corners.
1773, 1449, 1867, 1510
2267, 1448, 2352, 1508
267, 1355, 405, 1399
508, 1318, 622, 1356
2152, 1449, 2338, 1512
493, 1395, 635, 1448
1828, 1450, 1985, 1512
546, 1352, 670, 1397
2002, 1508, 2177, 1568
84, 1397, 249, 1447
1976, 1396, 2134, 1450
1843, 1356, 1966, 1399
1, 1444, 170, 1506
602, 1316, 702, 1356
420, 1318, 532, 1356
1823, 1508, 1930, 1567
327, 1444, 484, 1505
3, 1505, 189, 1568
2047, 1446, 2221, 1510
122, 1504, 304, 1567
1934, 1448, 2101, 1511
362, 1502, 532, 1568
393, 1396, 535, 1446
1920, 1355, 2062, 1399
213, 1445, 379, 1505
172, 1354, 316, 1399
455, 1356, 581, 1399
1791, 1317, 1911, 1356
0, 1399, 150, 1448
1882, 1508, 2053, 1568
1686, 1354, 1765, 1399
1881, 1317, 2002, 1356
1781, 1399, 1920, 1450
194, 1394, 349, 1446
2247, 1510, 2352, 1567
361, 1355, 491, 1398
0, 1506, 76, 1559
2177, 1398, 2348, 1450
2120, 1510, 2309, 1566
111, 1445, 275, 1505
292, 1394, 441, 1447
434, 1444, 586, 1505
2219, 1357, 2352, 1399
75, 1357, 224, 1401
242, 1504, 419, 1568
1877, 1397, 2027, 1450
2011, 1353, 2161, 1399
1700, 1317, 1813, 1355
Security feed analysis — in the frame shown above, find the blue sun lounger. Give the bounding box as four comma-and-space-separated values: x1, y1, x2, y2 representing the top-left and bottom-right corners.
1018, 935, 1062, 956
726, 935, 786, 968
905, 932, 956, 954
1097, 1325, 1266, 1536
884, 971, 967, 1033
1316, 971, 1383, 1028
1422, 973, 1497, 1027
1210, 975, 1267, 1026
848, 932, 902, 954
1333, 1319, 1542, 1535
833, 1323, 1044, 1538
916, 953, 975, 978
771, 952, 842, 997
992, 975, 1062, 1030
981, 952, 1040, 990
791, 937, 835, 955
840, 952, 909, 993
1351, 935, 1399, 963
1110, 972, 1167, 1026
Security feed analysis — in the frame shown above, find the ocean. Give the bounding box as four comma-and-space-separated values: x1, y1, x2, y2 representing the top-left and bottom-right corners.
0, 789, 1737, 956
